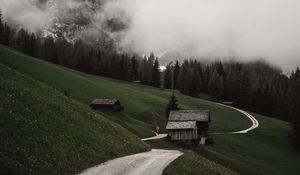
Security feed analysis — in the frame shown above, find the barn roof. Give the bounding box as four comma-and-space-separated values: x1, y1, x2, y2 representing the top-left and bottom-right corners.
169, 110, 210, 122
90, 99, 119, 105
166, 121, 197, 130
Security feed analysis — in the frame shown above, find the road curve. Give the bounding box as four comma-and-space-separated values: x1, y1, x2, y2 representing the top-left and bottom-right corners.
141, 103, 259, 139
141, 133, 168, 141
213, 103, 259, 134
78, 149, 183, 175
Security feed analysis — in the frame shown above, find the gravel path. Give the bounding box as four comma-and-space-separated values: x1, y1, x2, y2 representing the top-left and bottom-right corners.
212, 103, 259, 134
78, 149, 183, 175
79, 104, 258, 175
141, 133, 168, 141
141, 103, 260, 139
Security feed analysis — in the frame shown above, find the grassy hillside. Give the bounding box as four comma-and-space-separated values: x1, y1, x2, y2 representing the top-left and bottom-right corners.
193, 113, 300, 175
0, 45, 250, 138
0, 63, 149, 175
146, 112, 300, 175
1, 45, 300, 175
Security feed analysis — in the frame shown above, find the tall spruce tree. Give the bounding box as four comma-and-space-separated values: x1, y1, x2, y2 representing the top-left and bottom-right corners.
165, 94, 180, 118
208, 70, 224, 99
177, 61, 191, 94
0, 10, 3, 43
173, 61, 180, 89
3, 24, 11, 46
224, 69, 238, 101
164, 64, 172, 89
151, 58, 160, 87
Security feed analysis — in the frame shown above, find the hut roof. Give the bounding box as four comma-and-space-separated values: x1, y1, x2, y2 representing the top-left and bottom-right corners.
90, 99, 119, 105
169, 110, 210, 122
166, 121, 197, 130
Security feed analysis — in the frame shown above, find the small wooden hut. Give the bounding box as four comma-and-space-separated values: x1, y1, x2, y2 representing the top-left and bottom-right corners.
166, 110, 210, 144
90, 99, 124, 111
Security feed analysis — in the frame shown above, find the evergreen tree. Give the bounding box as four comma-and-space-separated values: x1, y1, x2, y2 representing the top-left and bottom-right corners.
216, 62, 225, 76
177, 61, 191, 94
0, 10, 3, 43
290, 68, 300, 148
189, 65, 202, 96
164, 63, 172, 89
165, 94, 180, 118
3, 24, 11, 46
55, 38, 72, 66
146, 53, 155, 85
40, 36, 58, 63
151, 58, 160, 87
203, 65, 210, 93
28, 33, 37, 57
173, 61, 180, 89
224, 69, 238, 101
208, 70, 224, 99
130, 56, 138, 80
236, 66, 251, 108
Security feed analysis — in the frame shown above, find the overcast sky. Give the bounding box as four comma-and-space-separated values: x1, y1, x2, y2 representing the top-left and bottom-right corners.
1, 0, 300, 70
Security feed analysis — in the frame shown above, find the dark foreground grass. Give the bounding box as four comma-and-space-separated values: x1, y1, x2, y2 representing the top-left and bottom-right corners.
0, 64, 150, 175
0, 45, 250, 138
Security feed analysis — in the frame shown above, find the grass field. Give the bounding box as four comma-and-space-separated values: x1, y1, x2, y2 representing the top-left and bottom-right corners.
0, 63, 149, 175
0, 45, 250, 138
146, 112, 300, 175
1, 44, 300, 175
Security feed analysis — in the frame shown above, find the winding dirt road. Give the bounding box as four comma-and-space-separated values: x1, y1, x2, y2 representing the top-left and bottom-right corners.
79, 104, 259, 175
213, 103, 259, 134
78, 149, 183, 175
142, 103, 260, 140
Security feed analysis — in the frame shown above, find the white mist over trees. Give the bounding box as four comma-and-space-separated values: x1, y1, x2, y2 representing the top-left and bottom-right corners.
1, 0, 300, 70
117, 0, 300, 70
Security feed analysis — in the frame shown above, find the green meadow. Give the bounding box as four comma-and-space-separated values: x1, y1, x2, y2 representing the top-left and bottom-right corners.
1, 45, 300, 174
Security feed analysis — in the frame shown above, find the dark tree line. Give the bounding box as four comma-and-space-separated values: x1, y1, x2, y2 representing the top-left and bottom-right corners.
0, 10, 299, 148
163, 59, 300, 148
0, 11, 161, 88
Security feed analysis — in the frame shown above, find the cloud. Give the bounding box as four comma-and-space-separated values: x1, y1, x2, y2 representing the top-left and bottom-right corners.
1, 0, 300, 70
0, 0, 51, 32
111, 0, 300, 70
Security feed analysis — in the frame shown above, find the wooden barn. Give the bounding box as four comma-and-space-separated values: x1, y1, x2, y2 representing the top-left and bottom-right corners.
90, 99, 124, 111
166, 110, 210, 144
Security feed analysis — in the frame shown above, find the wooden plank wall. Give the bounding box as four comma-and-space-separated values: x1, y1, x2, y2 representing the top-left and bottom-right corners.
168, 129, 197, 140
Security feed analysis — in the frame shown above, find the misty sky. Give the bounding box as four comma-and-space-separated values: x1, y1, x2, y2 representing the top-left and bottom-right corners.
1, 0, 300, 70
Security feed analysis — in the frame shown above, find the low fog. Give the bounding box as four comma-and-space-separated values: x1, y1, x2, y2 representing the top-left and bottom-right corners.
1, 0, 300, 70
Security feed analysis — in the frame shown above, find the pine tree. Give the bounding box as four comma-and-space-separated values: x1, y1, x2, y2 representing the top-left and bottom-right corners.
3, 24, 11, 46
236, 66, 251, 108
177, 61, 191, 94
130, 56, 138, 80
208, 70, 224, 99
165, 94, 180, 118
164, 64, 172, 89
217, 62, 225, 76
203, 65, 210, 93
224, 69, 238, 101
0, 10, 3, 43
28, 33, 37, 57
189, 64, 202, 96
173, 61, 180, 89
151, 58, 160, 87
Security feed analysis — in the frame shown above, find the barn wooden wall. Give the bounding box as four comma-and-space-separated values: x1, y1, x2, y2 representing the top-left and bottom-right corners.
168, 129, 198, 140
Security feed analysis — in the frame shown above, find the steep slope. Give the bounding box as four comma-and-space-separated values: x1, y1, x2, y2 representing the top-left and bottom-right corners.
0, 63, 149, 175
